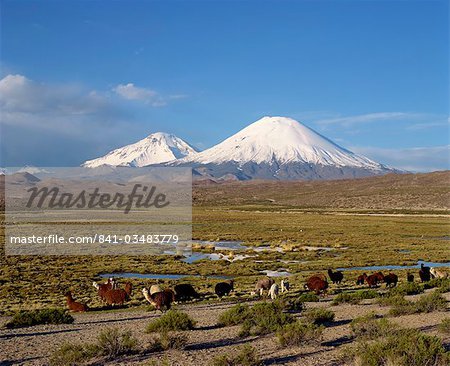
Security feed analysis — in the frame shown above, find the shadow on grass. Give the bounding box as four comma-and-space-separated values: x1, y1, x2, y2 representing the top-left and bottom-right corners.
323, 319, 352, 328
322, 335, 354, 347
264, 350, 326, 365
75, 314, 151, 326
0, 327, 81, 339
185, 336, 254, 351
0, 356, 43, 365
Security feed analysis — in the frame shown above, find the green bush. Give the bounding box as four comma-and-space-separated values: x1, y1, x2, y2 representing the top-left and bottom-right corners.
146, 310, 196, 333
332, 289, 379, 305
378, 294, 409, 307
388, 282, 423, 296
423, 278, 450, 290
350, 315, 398, 339
6, 308, 74, 328
159, 331, 188, 350
277, 321, 323, 347
389, 291, 447, 316
211, 345, 263, 366
49, 343, 94, 366
297, 293, 320, 302
345, 329, 450, 366
240, 302, 294, 337
436, 279, 450, 293
438, 318, 450, 334
283, 297, 306, 312
49, 327, 137, 365
218, 304, 250, 326
304, 308, 335, 325
96, 327, 138, 359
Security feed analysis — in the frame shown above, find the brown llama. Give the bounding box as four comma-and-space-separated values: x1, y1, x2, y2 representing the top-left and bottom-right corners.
103, 282, 132, 306
304, 275, 328, 295
64, 291, 88, 312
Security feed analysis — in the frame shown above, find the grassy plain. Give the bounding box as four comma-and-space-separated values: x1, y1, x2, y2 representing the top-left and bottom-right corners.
0, 172, 449, 313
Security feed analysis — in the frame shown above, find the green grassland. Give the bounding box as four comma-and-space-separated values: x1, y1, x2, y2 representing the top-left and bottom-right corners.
0, 172, 449, 313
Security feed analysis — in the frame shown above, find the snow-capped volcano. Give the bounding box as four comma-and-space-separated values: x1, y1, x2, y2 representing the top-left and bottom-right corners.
83, 132, 198, 168
172, 116, 395, 180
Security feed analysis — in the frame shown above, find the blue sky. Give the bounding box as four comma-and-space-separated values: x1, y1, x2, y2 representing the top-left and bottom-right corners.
0, 0, 448, 171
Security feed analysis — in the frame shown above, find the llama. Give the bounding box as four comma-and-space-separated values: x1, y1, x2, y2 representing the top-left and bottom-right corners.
143, 288, 175, 312
366, 272, 384, 287
328, 269, 344, 284
430, 267, 448, 279
215, 280, 234, 298
281, 279, 290, 293
384, 273, 398, 288
254, 277, 275, 296
356, 273, 367, 285
149, 284, 163, 295
407, 273, 414, 282
173, 284, 200, 302
304, 275, 328, 295
93, 278, 115, 301
64, 291, 88, 312
268, 283, 279, 300
419, 263, 431, 282
103, 282, 132, 306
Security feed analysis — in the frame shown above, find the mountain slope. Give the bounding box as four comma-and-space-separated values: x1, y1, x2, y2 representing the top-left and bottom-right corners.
83, 132, 198, 168
172, 116, 395, 180
193, 170, 450, 211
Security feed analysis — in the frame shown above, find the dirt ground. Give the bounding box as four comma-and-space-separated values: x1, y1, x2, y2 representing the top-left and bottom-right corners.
1, 290, 449, 366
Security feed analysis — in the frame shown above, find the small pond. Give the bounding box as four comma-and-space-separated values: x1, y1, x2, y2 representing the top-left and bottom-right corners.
260, 269, 292, 277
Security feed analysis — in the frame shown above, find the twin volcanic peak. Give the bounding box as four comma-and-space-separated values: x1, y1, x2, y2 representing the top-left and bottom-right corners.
82, 116, 396, 180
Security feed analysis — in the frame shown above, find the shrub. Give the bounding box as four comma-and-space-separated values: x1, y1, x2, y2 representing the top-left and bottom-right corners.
297, 293, 320, 302
239, 301, 294, 337
211, 345, 263, 366
414, 291, 447, 313
283, 297, 306, 312
218, 304, 250, 326
389, 291, 447, 316
49, 327, 137, 365
332, 292, 353, 305
423, 278, 450, 291
438, 318, 450, 334
378, 294, 409, 307
277, 321, 323, 347
436, 279, 450, 293
159, 331, 188, 350
388, 282, 423, 296
332, 290, 379, 305
146, 310, 196, 333
49, 343, 94, 366
350, 315, 398, 339
345, 329, 449, 366
304, 308, 335, 325
96, 327, 138, 359
6, 308, 74, 328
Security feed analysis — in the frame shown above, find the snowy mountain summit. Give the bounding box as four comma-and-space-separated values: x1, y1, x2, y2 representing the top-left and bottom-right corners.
82, 117, 397, 180
83, 132, 198, 168
179, 116, 381, 168
172, 116, 395, 180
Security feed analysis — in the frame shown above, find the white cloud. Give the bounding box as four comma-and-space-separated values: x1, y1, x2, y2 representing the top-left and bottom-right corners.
315, 112, 425, 127
351, 145, 450, 172
0, 74, 140, 166
113, 83, 167, 106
